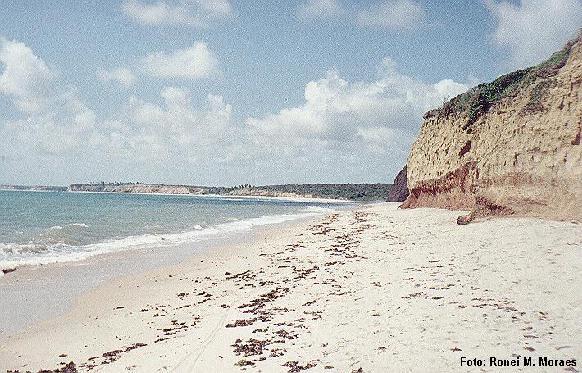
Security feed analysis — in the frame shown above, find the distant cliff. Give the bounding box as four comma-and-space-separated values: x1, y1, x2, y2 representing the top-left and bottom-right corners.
403, 32, 582, 222
68, 183, 196, 195
0, 185, 67, 192
387, 166, 408, 202
68, 183, 395, 201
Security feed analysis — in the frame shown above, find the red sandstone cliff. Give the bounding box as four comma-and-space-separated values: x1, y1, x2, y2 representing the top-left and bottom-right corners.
402, 32, 582, 222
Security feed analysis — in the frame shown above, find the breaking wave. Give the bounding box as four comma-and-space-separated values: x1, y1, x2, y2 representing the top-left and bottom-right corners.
0, 209, 330, 273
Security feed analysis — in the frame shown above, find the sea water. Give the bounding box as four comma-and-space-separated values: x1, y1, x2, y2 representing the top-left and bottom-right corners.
0, 190, 340, 272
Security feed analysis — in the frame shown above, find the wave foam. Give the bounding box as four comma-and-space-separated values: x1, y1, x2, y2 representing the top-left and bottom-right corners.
0, 209, 333, 272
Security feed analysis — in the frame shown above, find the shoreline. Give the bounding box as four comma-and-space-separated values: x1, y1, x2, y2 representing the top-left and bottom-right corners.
0, 197, 348, 274
0, 211, 329, 337
1, 203, 580, 372
1, 188, 360, 204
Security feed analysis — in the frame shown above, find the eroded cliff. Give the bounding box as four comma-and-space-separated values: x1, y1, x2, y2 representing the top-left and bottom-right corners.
68, 184, 194, 194
403, 32, 582, 222
387, 166, 409, 202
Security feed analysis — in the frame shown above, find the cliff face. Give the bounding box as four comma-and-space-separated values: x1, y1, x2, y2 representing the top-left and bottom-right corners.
403, 33, 582, 221
387, 166, 409, 202
68, 184, 194, 194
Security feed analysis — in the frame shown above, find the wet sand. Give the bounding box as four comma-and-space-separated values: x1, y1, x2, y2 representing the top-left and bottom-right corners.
0, 217, 317, 337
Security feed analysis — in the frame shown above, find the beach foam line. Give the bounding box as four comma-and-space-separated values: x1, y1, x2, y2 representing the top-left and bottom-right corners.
0, 208, 335, 273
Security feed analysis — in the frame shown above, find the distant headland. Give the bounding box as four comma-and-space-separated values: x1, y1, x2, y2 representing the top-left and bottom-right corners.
1, 182, 407, 202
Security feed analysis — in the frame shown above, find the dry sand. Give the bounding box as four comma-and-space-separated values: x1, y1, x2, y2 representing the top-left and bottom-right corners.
0, 203, 580, 372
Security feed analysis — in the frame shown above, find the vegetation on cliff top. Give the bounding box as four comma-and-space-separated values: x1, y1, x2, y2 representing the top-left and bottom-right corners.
424, 32, 579, 132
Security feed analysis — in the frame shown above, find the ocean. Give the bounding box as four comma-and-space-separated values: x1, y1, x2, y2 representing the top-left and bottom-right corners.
0, 190, 340, 272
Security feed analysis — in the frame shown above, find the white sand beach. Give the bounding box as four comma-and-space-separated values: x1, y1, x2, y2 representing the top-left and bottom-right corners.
1, 203, 580, 372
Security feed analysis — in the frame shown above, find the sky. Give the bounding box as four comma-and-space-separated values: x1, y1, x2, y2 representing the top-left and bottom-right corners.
0, 0, 580, 186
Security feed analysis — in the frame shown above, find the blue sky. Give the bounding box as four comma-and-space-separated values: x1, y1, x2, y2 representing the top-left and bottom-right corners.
0, 0, 580, 185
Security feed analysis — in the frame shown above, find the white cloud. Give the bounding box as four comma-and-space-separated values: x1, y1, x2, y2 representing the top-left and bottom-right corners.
297, 0, 343, 20
196, 0, 232, 17
0, 37, 470, 184
0, 38, 54, 113
122, 0, 232, 27
124, 87, 232, 147
247, 57, 468, 163
357, 0, 426, 30
98, 67, 136, 87
73, 88, 235, 167
5, 90, 98, 155
0, 38, 100, 156
486, 0, 582, 69
0, 37, 235, 177
141, 42, 218, 79
242, 58, 468, 182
